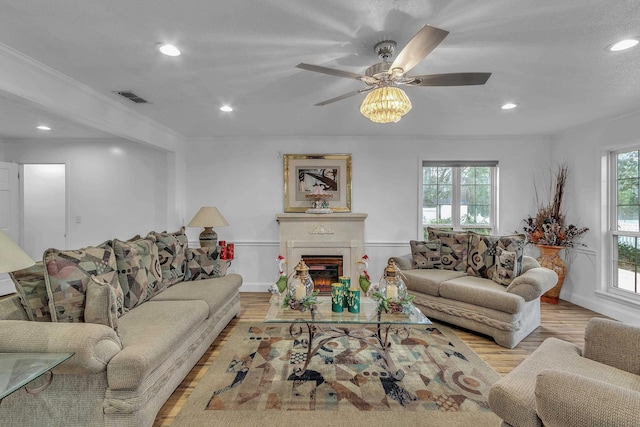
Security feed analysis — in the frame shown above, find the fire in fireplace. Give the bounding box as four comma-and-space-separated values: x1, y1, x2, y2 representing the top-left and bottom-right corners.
302, 255, 343, 294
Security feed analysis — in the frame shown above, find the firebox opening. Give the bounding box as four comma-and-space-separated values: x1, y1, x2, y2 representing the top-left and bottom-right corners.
302, 255, 344, 294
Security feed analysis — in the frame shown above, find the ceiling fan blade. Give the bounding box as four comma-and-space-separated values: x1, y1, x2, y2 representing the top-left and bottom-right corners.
390, 25, 449, 75
314, 87, 374, 106
296, 63, 364, 81
408, 72, 492, 86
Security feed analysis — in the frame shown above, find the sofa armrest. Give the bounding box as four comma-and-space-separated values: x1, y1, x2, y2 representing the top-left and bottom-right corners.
583, 318, 640, 375
535, 369, 640, 427
389, 254, 413, 271
0, 320, 122, 374
506, 267, 558, 302
520, 255, 541, 273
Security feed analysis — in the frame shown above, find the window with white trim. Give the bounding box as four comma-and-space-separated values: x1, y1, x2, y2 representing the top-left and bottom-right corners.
420, 161, 497, 238
611, 149, 640, 296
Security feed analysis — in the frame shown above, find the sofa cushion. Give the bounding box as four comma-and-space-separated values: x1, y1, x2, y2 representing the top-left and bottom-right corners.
467, 233, 498, 278
107, 300, 209, 390
113, 238, 163, 309
10, 262, 51, 322
146, 227, 188, 287
402, 269, 467, 297
439, 276, 525, 314
152, 273, 242, 316
488, 234, 526, 279
409, 240, 442, 269
84, 274, 120, 332
492, 247, 518, 286
44, 241, 118, 322
184, 246, 227, 280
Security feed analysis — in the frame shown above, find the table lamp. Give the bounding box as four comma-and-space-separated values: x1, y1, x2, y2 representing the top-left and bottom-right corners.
187, 207, 229, 248
0, 229, 36, 274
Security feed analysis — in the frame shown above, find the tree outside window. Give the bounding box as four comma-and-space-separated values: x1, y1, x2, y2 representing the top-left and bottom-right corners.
421, 162, 496, 239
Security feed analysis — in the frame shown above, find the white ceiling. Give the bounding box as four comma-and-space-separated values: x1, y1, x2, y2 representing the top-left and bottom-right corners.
1, 0, 639, 140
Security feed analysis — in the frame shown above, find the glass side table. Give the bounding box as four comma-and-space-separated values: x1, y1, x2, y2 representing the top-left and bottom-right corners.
0, 352, 73, 401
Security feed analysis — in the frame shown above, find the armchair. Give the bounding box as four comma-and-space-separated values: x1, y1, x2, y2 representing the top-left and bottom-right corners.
488, 317, 640, 427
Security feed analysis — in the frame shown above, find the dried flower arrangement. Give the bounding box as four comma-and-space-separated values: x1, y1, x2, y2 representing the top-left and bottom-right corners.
523, 163, 589, 247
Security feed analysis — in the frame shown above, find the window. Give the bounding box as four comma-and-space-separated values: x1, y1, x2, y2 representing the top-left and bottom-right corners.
421, 161, 497, 238
611, 149, 640, 297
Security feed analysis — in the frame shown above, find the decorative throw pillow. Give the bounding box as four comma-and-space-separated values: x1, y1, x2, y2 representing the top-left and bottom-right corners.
492, 247, 518, 286
113, 238, 163, 309
146, 227, 188, 287
490, 234, 526, 278
409, 240, 441, 269
10, 262, 52, 322
436, 233, 470, 271
84, 274, 119, 332
44, 241, 117, 322
185, 246, 227, 280
467, 233, 498, 278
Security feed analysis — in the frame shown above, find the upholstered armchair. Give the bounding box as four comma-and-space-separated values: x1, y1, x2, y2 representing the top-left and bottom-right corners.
489, 317, 640, 427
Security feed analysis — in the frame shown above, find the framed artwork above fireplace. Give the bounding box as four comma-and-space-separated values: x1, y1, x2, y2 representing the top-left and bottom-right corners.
283, 153, 352, 213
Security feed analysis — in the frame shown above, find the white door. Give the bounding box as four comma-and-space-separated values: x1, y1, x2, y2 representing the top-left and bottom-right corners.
0, 161, 21, 295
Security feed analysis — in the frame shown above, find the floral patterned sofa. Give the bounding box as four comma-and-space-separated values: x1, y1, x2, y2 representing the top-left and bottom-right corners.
0, 228, 241, 426
390, 228, 558, 348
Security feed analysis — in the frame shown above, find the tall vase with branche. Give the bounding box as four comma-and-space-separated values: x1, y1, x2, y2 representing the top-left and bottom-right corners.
523, 163, 588, 303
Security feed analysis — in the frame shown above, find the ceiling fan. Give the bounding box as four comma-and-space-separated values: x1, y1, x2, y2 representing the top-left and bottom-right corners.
296, 24, 491, 123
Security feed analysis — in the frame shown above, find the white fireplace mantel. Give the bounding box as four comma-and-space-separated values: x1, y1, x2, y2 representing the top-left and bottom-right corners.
276, 213, 367, 282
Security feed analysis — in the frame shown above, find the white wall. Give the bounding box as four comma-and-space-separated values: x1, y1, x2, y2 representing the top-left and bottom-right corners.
552, 111, 640, 323
185, 135, 552, 291
4, 138, 174, 249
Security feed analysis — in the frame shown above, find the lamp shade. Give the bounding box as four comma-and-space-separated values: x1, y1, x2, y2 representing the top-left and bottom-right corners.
360, 86, 412, 123
0, 230, 35, 274
187, 207, 229, 228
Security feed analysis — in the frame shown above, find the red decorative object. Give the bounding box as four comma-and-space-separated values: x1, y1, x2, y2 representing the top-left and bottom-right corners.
227, 243, 234, 260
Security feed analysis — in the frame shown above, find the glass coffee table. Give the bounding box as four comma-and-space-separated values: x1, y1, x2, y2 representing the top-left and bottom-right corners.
264, 296, 431, 380
0, 352, 74, 401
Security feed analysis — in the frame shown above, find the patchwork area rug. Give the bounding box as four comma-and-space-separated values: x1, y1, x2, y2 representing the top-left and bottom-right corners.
172, 322, 501, 427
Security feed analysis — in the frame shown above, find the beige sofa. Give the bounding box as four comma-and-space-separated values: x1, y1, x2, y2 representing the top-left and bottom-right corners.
390, 229, 558, 348
0, 230, 241, 427
489, 318, 640, 427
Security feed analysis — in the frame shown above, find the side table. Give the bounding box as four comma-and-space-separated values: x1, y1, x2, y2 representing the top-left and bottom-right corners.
0, 352, 73, 401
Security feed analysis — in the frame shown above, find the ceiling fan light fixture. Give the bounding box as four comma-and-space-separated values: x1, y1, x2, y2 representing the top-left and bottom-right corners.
360, 86, 412, 123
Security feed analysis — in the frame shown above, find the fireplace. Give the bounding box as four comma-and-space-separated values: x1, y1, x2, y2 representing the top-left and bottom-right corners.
302, 255, 343, 294
276, 212, 367, 291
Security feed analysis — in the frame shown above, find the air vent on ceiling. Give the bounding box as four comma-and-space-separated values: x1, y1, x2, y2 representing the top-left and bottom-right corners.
114, 91, 148, 104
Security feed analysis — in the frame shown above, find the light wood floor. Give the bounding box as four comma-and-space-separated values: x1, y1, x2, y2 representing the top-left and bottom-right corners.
153, 292, 606, 426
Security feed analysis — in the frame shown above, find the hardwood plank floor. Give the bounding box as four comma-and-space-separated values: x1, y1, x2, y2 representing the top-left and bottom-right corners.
153, 292, 606, 426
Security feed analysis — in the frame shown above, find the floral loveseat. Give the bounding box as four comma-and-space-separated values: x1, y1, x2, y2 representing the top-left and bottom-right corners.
0, 228, 241, 427
390, 228, 558, 348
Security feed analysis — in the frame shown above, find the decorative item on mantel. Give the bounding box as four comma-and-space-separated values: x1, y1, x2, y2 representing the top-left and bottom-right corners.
305, 184, 333, 214
373, 259, 414, 314
282, 259, 318, 311
522, 163, 589, 304
187, 206, 229, 248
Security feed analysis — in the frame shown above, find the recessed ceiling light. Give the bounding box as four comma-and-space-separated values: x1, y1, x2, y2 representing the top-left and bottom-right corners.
158, 44, 181, 56
607, 38, 639, 52
36, 125, 51, 130
501, 103, 517, 110
220, 105, 233, 112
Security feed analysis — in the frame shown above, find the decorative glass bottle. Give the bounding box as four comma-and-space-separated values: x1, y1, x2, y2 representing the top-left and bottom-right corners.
378, 260, 406, 302
288, 259, 314, 301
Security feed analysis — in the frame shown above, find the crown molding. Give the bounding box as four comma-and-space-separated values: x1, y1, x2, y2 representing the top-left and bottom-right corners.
0, 42, 185, 151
